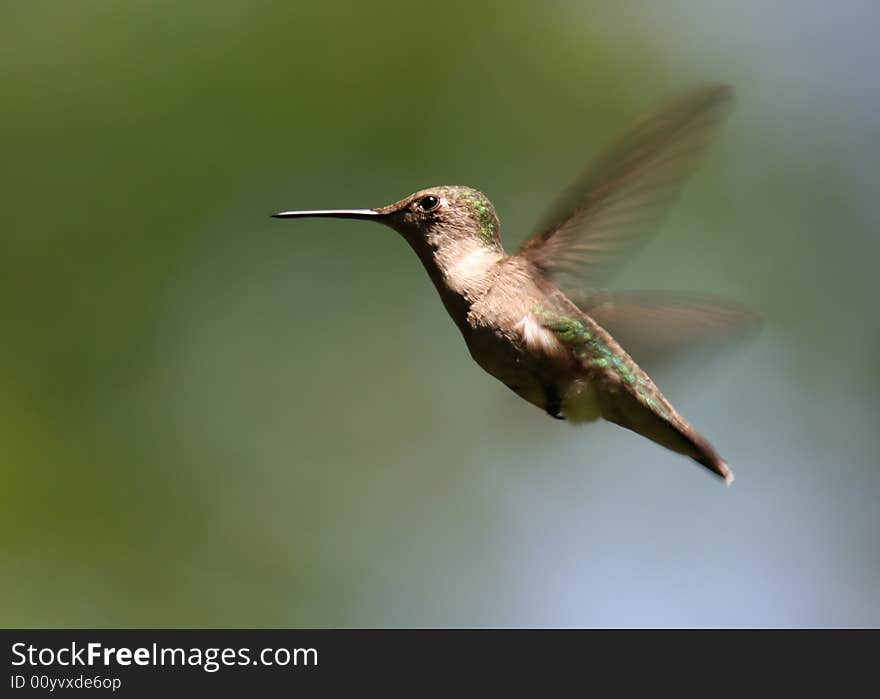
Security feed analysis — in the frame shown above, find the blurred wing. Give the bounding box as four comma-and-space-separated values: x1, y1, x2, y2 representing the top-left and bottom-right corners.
574, 291, 761, 371
517, 84, 734, 288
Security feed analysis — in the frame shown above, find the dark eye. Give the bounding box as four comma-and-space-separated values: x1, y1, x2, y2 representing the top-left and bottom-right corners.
416, 195, 440, 212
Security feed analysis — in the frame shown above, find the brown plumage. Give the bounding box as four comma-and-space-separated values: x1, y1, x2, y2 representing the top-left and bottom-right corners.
274, 84, 753, 484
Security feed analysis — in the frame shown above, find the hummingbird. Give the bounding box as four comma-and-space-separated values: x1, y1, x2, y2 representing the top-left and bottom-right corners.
274, 84, 753, 484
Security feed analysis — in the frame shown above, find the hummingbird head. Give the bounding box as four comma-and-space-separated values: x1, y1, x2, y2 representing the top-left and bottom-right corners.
375, 186, 502, 249
273, 185, 502, 251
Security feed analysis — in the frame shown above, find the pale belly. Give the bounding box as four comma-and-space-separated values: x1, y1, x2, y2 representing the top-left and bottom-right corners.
461, 325, 601, 422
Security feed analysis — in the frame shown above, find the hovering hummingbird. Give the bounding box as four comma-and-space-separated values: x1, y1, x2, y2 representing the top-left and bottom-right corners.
274, 84, 753, 484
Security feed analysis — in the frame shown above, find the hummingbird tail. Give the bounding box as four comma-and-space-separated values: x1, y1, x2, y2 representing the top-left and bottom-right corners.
654, 422, 734, 485
689, 440, 734, 485
597, 389, 735, 485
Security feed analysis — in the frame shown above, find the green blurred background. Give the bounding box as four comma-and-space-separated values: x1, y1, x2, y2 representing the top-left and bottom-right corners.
2, 1, 878, 627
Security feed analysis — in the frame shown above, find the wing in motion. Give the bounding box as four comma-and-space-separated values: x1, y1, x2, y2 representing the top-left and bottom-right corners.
570, 290, 761, 372
513, 84, 753, 483
517, 83, 735, 289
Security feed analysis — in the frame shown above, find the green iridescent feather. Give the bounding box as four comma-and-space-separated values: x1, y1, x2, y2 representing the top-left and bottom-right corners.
533, 305, 671, 420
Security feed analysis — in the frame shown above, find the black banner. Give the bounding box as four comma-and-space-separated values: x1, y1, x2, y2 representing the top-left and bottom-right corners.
2, 630, 873, 694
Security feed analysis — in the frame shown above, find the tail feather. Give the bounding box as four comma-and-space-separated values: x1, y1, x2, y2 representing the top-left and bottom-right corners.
598, 388, 734, 485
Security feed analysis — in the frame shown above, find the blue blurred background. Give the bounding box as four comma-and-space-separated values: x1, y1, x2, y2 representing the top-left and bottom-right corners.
2, 1, 878, 627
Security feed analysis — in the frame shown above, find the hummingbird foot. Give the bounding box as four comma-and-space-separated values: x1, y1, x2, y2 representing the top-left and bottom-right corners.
544, 386, 565, 420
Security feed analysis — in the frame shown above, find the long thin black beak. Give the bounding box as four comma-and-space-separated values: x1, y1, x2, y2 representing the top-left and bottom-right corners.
271, 208, 382, 221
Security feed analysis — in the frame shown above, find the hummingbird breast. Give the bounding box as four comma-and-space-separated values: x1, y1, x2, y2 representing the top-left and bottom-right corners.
425, 245, 601, 419
462, 323, 559, 411
457, 257, 580, 416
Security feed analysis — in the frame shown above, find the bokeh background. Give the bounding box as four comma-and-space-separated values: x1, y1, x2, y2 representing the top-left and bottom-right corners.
2, 1, 878, 627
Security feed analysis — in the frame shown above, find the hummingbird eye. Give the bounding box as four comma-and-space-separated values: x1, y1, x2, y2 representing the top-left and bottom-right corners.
416, 195, 440, 212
